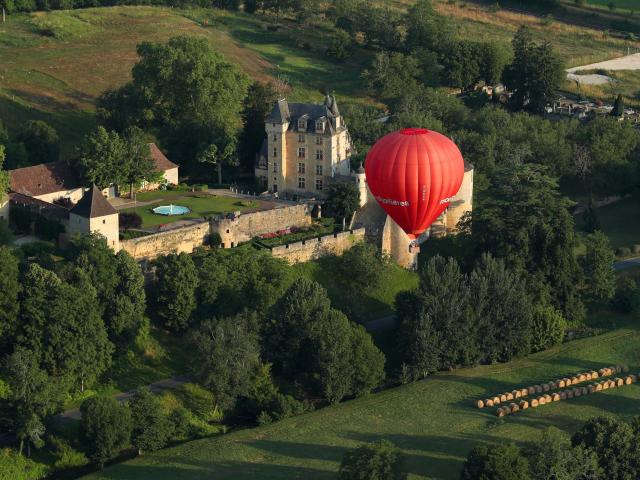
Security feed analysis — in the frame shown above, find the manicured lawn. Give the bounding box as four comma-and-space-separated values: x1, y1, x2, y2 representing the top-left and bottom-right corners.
83, 310, 640, 480
122, 191, 263, 228
293, 255, 419, 323
575, 192, 640, 250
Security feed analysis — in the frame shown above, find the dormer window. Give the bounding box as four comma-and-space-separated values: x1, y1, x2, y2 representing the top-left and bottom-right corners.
315, 120, 324, 133
298, 117, 307, 131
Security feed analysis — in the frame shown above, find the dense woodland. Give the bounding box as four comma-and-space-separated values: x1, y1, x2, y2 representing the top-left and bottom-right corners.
1, 0, 640, 479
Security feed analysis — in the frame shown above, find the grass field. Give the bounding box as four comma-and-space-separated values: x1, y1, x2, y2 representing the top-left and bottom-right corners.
585, 0, 639, 11
83, 309, 640, 480
294, 256, 419, 323
122, 191, 265, 227
575, 192, 640, 250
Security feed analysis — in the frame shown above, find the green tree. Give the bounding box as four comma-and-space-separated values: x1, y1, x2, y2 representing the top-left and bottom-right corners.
350, 324, 386, 396
397, 307, 440, 379
339, 440, 407, 480
80, 396, 132, 468
363, 52, 421, 102
77, 127, 127, 189
503, 26, 565, 113
470, 254, 534, 363
16, 120, 59, 165
324, 182, 360, 225
530, 305, 565, 352
129, 387, 171, 454
581, 230, 616, 304
405, 0, 450, 51
0, 246, 20, 351
0, 145, 10, 203
326, 29, 353, 62
239, 81, 279, 172
612, 94, 625, 117
122, 127, 157, 197
440, 40, 482, 89
461, 443, 531, 480
153, 253, 199, 332
338, 242, 387, 290
191, 312, 261, 410
613, 277, 640, 313
526, 427, 601, 480
572, 416, 637, 480
196, 141, 237, 185
102, 36, 249, 174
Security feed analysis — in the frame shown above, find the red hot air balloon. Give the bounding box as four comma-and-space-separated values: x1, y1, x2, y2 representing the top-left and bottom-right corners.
364, 128, 465, 239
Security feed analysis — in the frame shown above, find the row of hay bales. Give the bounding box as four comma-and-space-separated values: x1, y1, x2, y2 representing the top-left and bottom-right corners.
495, 373, 638, 417
475, 365, 628, 409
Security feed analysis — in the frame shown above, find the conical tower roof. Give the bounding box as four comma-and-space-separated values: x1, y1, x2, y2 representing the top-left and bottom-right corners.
70, 185, 116, 218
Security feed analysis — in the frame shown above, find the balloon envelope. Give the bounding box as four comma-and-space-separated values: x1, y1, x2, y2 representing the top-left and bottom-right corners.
365, 128, 465, 239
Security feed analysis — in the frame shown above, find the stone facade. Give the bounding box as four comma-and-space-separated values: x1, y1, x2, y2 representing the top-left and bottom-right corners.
68, 211, 120, 251
121, 221, 210, 260
34, 188, 85, 205
257, 95, 353, 197
380, 215, 420, 270
213, 204, 311, 248
271, 228, 365, 264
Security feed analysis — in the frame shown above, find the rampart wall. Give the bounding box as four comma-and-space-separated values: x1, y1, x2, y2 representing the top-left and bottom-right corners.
270, 228, 365, 264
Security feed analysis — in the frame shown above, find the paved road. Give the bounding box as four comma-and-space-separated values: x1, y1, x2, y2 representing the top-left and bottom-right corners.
57, 375, 192, 421
614, 257, 640, 271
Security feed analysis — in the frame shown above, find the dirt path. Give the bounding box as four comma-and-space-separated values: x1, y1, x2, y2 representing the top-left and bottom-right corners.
567, 52, 640, 85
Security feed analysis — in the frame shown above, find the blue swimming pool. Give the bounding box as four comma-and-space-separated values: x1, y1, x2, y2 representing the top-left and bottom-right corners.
152, 204, 190, 216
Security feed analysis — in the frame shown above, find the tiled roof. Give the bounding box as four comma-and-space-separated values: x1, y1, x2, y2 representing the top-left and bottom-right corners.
149, 143, 178, 172
9, 161, 81, 197
265, 95, 343, 134
70, 185, 116, 218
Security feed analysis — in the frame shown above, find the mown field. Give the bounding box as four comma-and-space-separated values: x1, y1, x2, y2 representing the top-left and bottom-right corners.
83, 306, 640, 480
585, 0, 639, 11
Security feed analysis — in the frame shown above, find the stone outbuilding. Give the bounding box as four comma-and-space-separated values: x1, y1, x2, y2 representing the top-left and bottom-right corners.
68, 186, 120, 251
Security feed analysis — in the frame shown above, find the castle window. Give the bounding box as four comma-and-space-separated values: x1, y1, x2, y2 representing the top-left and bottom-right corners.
316, 165, 323, 175
316, 150, 323, 161
273, 163, 277, 173
102, 219, 106, 224
272, 147, 277, 158
315, 179, 323, 190
298, 147, 306, 158
316, 136, 323, 145
273, 134, 277, 141
315, 120, 324, 133
298, 177, 306, 189
298, 162, 306, 174
298, 118, 307, 130
298, 134, 305, 143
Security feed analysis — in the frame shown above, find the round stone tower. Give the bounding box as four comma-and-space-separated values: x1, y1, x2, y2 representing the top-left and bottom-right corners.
445, 161, 474, 233
354, 163, 368, 207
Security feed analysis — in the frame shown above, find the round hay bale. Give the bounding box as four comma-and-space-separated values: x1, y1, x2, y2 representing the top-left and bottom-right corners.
611, 366, 618, 374
493, 396, 501, 404
538, 396, 547, 405
510, 404, 520, 414
486, 399, 495, 407
630, 375, 637, 383
512, 390, 521, 399
616, 378, 624, 387
521, 388, 529, 397
588, 385, 596, 394
531, 398, 539, 408
476, 400, 485, 409
602, 381, 609, 390
608, 380, 616, 389
598, 368, 606, 377
581, 387, 588, 395
552, 393, 560, 402
615, 365, 622, 374
500, 394, 507, 402
596, 383, 603, 391
625, 376, 633, 385
585, 372, 592, 381
519, 400, 529, 410
560, 391, 567, 400
527, 386, 536, 395
571, 376, 579, 384
545, 394, 553, 403
506, 392, 514, 401
535, 385, 543, 394
566, 389, 574, 399
591, 371, 599, 379
558, 379, 566, 388
564, 378, 572, 386
573, 388, 582, 397
496, 407, 506, 417
622, 365, 629, 373
578, 374, 586, 382
543, 384, 550, 392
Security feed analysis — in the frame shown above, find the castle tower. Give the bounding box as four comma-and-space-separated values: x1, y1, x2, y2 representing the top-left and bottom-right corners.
354, 163, 367, 207
445, 162, 474, 233
68, 186, 120, 251
265, 98, 290, 194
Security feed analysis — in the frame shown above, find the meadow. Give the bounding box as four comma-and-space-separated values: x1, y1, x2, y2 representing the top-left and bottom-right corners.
82, 306, 640, 480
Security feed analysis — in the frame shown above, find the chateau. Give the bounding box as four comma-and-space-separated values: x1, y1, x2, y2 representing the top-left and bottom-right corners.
255, 95, 353, 197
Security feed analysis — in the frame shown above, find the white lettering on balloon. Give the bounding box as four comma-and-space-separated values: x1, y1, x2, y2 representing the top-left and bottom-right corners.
375, 196, 410, 207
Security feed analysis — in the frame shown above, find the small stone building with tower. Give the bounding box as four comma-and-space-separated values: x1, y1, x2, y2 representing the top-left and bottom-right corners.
68, 186, 120, 251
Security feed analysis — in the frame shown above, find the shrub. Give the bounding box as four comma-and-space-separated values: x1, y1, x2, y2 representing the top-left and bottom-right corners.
616, 247, 631, 257
613, 277, 640, 314
339, 440, 407, 480
48, 435, 88, 471
119, 212, 142, 230
193, 184, 208, 192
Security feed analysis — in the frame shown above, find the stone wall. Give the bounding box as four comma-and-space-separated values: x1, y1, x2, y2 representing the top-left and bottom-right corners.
214, 204, 311, 248
271, 228, 365, 264
121, 221, 210, 260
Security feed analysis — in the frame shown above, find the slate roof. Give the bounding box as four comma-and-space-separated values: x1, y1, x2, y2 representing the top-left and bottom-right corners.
70, 185, 116, 218
9, 161, 81, 197
149, 143, 178, 172
265, 95, 344, 134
